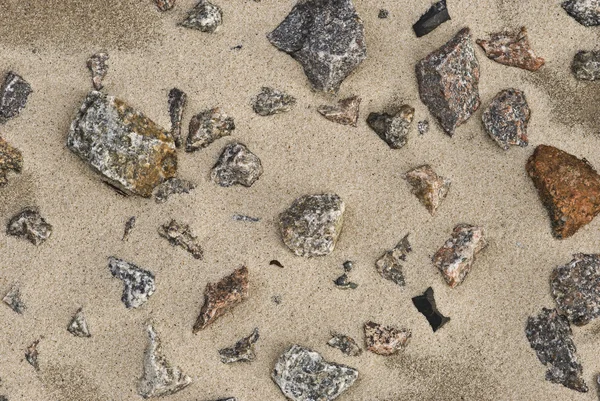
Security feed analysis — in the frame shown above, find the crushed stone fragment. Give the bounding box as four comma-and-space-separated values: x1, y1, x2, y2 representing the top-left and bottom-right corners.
317, 96, 361, 127
327, 333, 362, 356
405, 165, 451, 215
180, 0, 223, 33
25, 339, 40, 371
0, 137, 23, 186
193, 266, 249, 333
413, 0, 451, 37
252, 87, 296, 116
482, 88, 530, 150
333, 273, 358, 289
155, 0, 176, 11
218, 328, 259, 363
168, 88, 187, 148
7, 207, 52, 245
108, 257, 156, 309
476, 27, 545, 72
67, 308, 91, 337
0, 72, 32, 124
153, 178, 196, 204
272, 344, 358, 401
562, 0, 600, 26
378, 9, 389, 19
366, 105, 414, 149
364, 321, 411, 356
185, 108, 234, 152
122, 216, 136, 241
3, 285, 25, 314
232, 214, 260, 222
412, 287, 450, 332
86, 52, 109, 90
375, 234, 411, 286
158, 219, 203, 260
571, 50, 600, 80
417, 120, 429, 135
211, 142, 263, 187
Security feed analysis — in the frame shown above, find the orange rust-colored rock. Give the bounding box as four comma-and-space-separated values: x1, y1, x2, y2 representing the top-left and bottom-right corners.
476, 27, 545, 72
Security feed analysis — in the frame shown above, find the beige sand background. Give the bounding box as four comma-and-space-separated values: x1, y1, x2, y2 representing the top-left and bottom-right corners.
0, 0, 600, 400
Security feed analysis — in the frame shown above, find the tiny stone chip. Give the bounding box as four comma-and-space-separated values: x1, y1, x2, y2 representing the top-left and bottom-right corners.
364, 321, 411, 356
108, 257, 156, 309
155, 0, 176, 11
562, 0, 600, 26
67, 308, 91, 337
0, 72, 32, 124
327, 333, 362, 356
252, 87, 296, 116
571, 50, 600, 80
7, 207, 52, 245
366, 105, 414, 149
158, 219, 204, 259
86, 52, 109, 90
211, 142, 263, 187
417, 120, 429, 135
481, 88, 530, 150
185, 108, 235, 152
412, 287, 450, 332
180, 0, 223, 33
333, 273, 358, 289
412, 0, 451, 38
168, 88, 187, 147
405, 165, 451, 215
375, 234, 411, 286
476, 27, 545, 72
218, 328, 259, 363
0, 137, 23, 186
122, 216, 136, 241
25, 339, 40, 371
153, 178, 196, 204
3, 285, 25, 314
317, 96, 361, 127
378, 9, 389, 19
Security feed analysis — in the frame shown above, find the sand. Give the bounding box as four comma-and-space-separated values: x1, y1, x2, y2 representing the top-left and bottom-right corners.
0, 0, 600, 400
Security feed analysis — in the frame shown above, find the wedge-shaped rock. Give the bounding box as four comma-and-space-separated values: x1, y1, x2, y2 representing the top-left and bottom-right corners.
279, 194, 345, 257
525, 308, 588, 392
219, 328, 259, 363
562, 0, 600, 26
139, 324, 192, 398
327, 333, 362, 356
25, 339, 40, 371
158, 219, 203, 259
7, 207, 52, 245
252, 87, 296, 116
272, 344, 358, 401
180, 0, 222, 33
211, 142, 263, 187
413, 0, 451, 37
68, 308, 91, 337
0, 137, 23, 185
153, 178, 196, 204
412, 287, 450, 332
186, 108, 234, 151
416, 28, 480, 136
375, 234, 411, 286
366, 105, 414, 149
318, 96, 361, 127
364, 321, 411, 356
0, 72, 32, 124
87, 53, 109, 90
432, 224, 487, 288
3, 284, 25, 314
168, 88, 187, 148
67, 91, 177, 197
405, 165, 450, 215
572, 50, 600, 80
193, 266, 249, 332
526, 145, 600, 239
267, 0, 367, 93
476, 27, 545, 72
482, 89, 530, 150
108, 257, 156, 309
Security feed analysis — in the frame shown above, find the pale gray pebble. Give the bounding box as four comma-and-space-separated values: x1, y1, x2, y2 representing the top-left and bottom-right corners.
572, 50, 600, 80
252, 87, 296, 116
180, 0, 223, 33
218, 328, 259, 363
185, 108, 235, 152
67, 308, 91, 337
86, 52, 109, 90
7, 207, 52, 245
2, 284, 25, 314
153, 178, 196, 204
108, 257, 156, 309
0, 71, 32, 124
211, 142, 263, 187
367, 105, 415, 149
158, 219, 204, 259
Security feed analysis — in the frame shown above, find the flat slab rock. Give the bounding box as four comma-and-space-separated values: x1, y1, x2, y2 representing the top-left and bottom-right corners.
405, 164, 451, 215
416, 28, 480, 136
180, 0, 222, 33
7, 207, 52, 245
186, 108, 234, 152
267, 0, 367, 93
68, 308, 91, 337
218, 328, 259, 363
108, 257, 156, 309
526, 145, 600, 239
562, 0, 600, 26
158, 219, 203, 259
432, 224, 487, 288
525, 308, 587, 392
153, 177, 196, 204
0, 136, 23, 185
252, 87, 296, 116
366, 105, 414, 149
572, 50, 600, 80
0, 72, 32, 124
476, 27, 545, 72
317, 96, 361, 127
272, 344, 358, 401
375, 234, 411, 286
279, 193, 345, 257
67, 91, 177, 197
364, 321, 411, 355
482, 88, 530, 150
211, 142, 263, 187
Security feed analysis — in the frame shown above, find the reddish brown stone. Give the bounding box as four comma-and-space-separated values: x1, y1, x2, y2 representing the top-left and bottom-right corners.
364, 321, 411, 355
526, 145, 600, 239
476, 27, 545, 72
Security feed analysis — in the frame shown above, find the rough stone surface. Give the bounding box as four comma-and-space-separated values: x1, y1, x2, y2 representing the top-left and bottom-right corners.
333, 273, 358, 289
153, 178, 196, 204
526, 145, 600, 239
108, 257, 156, 309
366, 105, 414, 149
417, 120, 429, 135
279, 194, 345, 257
139, 324, 192, 398
0, 137, 23, 186
7, 207, 52, 245
168, 88, 187, 147
3, 285, 25, 314
432, 224, 487, 288
405, 165, 451, 215
218, 328, 259, 363
364, 321, 411, 356
67, 91, 177, 197
482, 88, 530, 150
180, 0, 222, 33
562, 0, 600, 26
211, 142, 263, 187
317, 96, 361, 127
416, 28, 480, 136
327, 333, 362, 356
571, 50, 600, 80
375, 234, 411, 286
413, 0, 451, 37
0, 72, 32, 124
525, 308, 588, 392
122, 216, 136, 241
267, 0, 367, 93
25, 339, 40, 371
252, 87, 296, 116
87, 52, 109, 90
155, 0, 176, 11
158, 219, 203, 259
272, 344, 358, 401
185, 108, 234, 152
193, 266, 249, 333
68, 308, 91, 337
476, 27, 545, 71
412, 287, 450, 332
378, 9, 389, 19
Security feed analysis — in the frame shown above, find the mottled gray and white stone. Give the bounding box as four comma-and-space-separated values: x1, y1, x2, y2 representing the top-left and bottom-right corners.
211, 142, 262, 187
87, 52, 109, 90
6, 207, 52, 245
318, 96, 361, 126
108, 257, 155, 309
0, 137, 23, 186
572, 50, 600, 80
366, 105, 414, 149
155, 0, 176, 11
0, 72, 32, 124
405, 164, 451, 215
153, 178, 196, 204
375, 234, 411, 286
168, 88, 187, 148
482, 88, 530, 150
158, 219, 203, 259
180, 0, 223, 33
252, 87, 296, 116
218, 328, 259, 363
68, 308, 91, 337
327, 333, 362, 356
562, 0, 600, 26
2, 285, 25, 314
185, 108, 235, 152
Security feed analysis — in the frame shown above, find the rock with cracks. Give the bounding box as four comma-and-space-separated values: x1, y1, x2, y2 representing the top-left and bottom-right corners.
476, 27, 545, 72
375, 234, 411, 286
6, 207, 52, 245
185, 108, 234, 152
0, 72, 32, 124
317, 96, 361, 126
482, 88, 530, 150
218, 328, 259, 363
252, 87, 296, 116
366, 105, 414, 149
108, 257, 156, 309
211, 142, 263, 187
405, 165, 451, 215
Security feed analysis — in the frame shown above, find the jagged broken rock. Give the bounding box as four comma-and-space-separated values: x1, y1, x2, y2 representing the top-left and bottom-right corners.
327, 333, 362, 356
218, 328, 259, 363
0, 137, 23, 186
7, 207, 52, 245
416, 28, 480, 136
211, 142, 263, 187
185, 108, 234, 152
153, 178, 196, 204
482, 88, 530, 150
562, 0, 600, 26
476, 27, 545, 72
139, 324, 192, 398
279, 194, 345, 257
413, 0, 451, 37
317, 96, 361, 127
193, 266, 249, 333
122, 216, 136, 241
375, 234, 411, 286
158, 219, 203, 259
168, 88, 187, 147
155, 0, 176, 11
87, 53, 109, 90
366, 105, 414, 149
180, 0, 222, 33
525, 308, 588, 392
412, 287, 450, 332
67, 91, 177, 197
272, 344, 358, 401
571, 50, 600, 80
526, 145, 600, 239
405, 165, 451, 215
68, 308, 91, 337
0, 72, 32, 124
108, 257, 156, 309
432, 224, 487, 288
25, 339, 40, 371
252, 87, 296, 116
267, 0, 367, 93
364, 321, 411, 356
3, 285, 25, 314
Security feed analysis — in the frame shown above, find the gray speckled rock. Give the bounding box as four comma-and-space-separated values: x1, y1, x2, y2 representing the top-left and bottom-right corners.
108, 257, 155, 309
279, 194, 345, 257
375, 234, 411, 286
572, 50, 600, 80
327, 333, 362, 356
158, 219, 203, 259
155, 0, 176, 11
252, 87, 296, 116
218, 328, 259, 363
2, 284, 25, 314
562, 0, 600, 26
7, 207, 52, 245
366, 105, 414, 149
482, 88, 529, 150
67, 308, 91, 337
272, 345, 358, 401
267, 0, 367, 93
180, 0, 222, 33
185, 108, 234, 151
87, 52, 109, 90
0, 72, 32, 124
211, 142, 262, 187
153, 178, 196, 204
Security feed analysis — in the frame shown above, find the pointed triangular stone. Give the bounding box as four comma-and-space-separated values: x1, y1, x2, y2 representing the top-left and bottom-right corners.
405, 165, 451, 215
317, 96, 361, 126
68, 308, 91, 337
3, 284, 25, 314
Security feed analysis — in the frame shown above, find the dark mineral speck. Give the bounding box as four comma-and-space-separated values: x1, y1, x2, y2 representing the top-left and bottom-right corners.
378, 9, 389, 19
343, 260, 353, 272
413, 0, 451, 37
412, 287, 450, 332
270, 260, 284, 268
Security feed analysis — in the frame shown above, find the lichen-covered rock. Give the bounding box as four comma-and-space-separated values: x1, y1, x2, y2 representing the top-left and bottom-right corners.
412, 287, 450, 332
416, 28, 480, 136
267, 0, 367, 93
0, 72, 32, 124
193, 266, 249, 333
375, 234, 411, 286
2, 284, 25, 314
482, 89, 530, 150
317, 96, 361, 127
180, 0, 222, 33
218, 328, 259, 363
525, 308, 588, 392
279, 194, 345, 257
476, 27, 545, 72
155, 0, 176, 11
139, 324, 192, 398
0, 137, 23, 186
211, 142, 263, 187
87, 53, 109, 90
405, 165, 451, 215
108, 257, 155, 309
562, 0, 600, 26
272, 344, 358, 401
252, 87, 296, 116
571, 50, 600, 80
168, 88, 187, 148
153, 178, 196, 204
526, 145, 600, 239
25, 339, 40, 371
7, 207, 52, 245
185, 108, 234, 152
366, 105, 414, 149
327, 333, 362, 356
432, 224, 487, 288
67, 91, 177, 197
364, 321, 411, 355
158, 219, 203, 259
68, 308, 91, 337
412, 0, 451, 37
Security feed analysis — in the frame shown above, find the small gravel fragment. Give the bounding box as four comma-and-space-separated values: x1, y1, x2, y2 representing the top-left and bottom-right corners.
482, 88, 530, 150
180, 0, 222, 33
153, 178, 196, 204
155, 0, 176, 11
25, 339, 40, 371
405, 165, 451, 215
87, 52, 109, 90
0, 72, 32, 123
412, 287, 450, 332
417, 120, 429, 135
476, 27, 545, 71
364, 321, 411, 356
232, 214, 260, 222
185, 108, 235, 152
168, 88, 187, 147
413, 0, 451, 37
218, 328, 259, 363
0, 137, 23, 186
317, 96, 361, 127
7, 207, 52, 245
343, 261, 353, 272
366, 105, 414, 149
571, 50, 600, 80
327, 333, 362, 356
252, 87, 296, 116
122, 216, 136, 241
211, 142, 263, 187
158, 219, 203, 259
67, 308, 91, 337
376, 234, 411, 286
562, 0, 600, 26
378, 9, 389, 19
333, 273, 358, 289
2, 285, 25, 314
108, 257, 156, 309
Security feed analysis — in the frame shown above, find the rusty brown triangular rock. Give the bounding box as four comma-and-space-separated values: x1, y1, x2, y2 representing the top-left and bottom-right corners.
476, 27, 545, 72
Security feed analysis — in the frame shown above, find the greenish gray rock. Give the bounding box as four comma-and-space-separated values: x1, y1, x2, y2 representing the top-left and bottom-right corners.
218, 328, 259, 363
572, 50, 600, 80
185, 108, 234, 152
0, 72, 32, 124
252, 87, 296, 116
7, 207, 52, 245
180, 0, 222, 33
211, 142, 262, 187
108, 257, 155, 309
67, 308, 91, 337
366, 105, 414, 149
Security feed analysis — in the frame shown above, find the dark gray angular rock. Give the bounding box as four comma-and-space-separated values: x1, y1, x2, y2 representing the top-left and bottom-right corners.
252, 87, 296, 116
482, 88, 530, 150
272, 345, 358, 401
333, 273, 358, 289
168, 88, 187, 148
67, 308, 91, 337
211, 142, 263, 187
158, 219, 203, 259
375, 234, 411, 286
327, 333, 362, 356
525, 308, 588, 392
108, 257, 156, 309
87, 52, 109, 90
267, 0, 367, 93
378, 9, 389, 19
0, 72, 32, 124
218, 328, 259, 363
562, 0, 600, 26
366, 105, 414, 149
7, 207, 52, 245
180, 0, 222, 33
416, 28, 480, 136
0, 136, 23, 186
413, 0, 451, 38
572, 50, 600, 80
318, 96, 361, 126
153, 178, 196, 204
2, 284, 25, 314
185, 108, 234, 152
